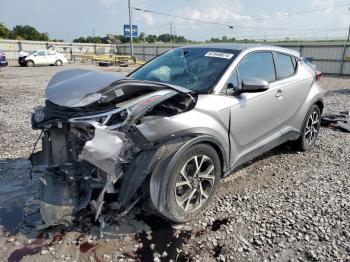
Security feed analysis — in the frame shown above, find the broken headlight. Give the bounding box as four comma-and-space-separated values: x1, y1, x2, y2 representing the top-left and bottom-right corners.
69, 108, 129, 127
33, 107, 45, 123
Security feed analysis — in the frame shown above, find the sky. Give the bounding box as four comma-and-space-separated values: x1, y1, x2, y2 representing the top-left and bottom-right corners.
1, 0, 349, 41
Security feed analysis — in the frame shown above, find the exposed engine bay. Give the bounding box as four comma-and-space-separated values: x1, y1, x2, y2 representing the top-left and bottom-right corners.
29, 69, 197, 227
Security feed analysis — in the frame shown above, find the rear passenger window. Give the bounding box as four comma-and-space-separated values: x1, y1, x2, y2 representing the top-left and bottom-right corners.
237, 52, 276, 83
276, 53, 296, 79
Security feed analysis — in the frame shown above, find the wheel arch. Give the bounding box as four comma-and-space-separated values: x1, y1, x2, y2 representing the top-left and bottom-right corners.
314, 99, 324, 114
179, 135, 227, 176
119, 134, 228, 205
26, 59, 34, 66
149, 135, 224, 220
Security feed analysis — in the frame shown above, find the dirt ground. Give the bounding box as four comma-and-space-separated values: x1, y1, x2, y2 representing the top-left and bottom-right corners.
0, 62, 349, 262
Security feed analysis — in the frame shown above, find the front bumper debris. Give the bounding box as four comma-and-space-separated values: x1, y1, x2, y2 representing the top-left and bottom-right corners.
79, 126, 125, 175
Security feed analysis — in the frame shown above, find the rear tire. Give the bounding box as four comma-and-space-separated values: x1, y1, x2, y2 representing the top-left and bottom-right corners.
150, 143, 221, 223
295, 105, 321, 151
55, 59, 63, 66
26, 60, 34, 67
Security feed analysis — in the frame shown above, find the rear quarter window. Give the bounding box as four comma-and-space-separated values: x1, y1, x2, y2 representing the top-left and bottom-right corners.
276, 53, 296, 79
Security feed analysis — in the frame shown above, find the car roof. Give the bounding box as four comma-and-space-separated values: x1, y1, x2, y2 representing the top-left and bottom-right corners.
181, 43, 300, 58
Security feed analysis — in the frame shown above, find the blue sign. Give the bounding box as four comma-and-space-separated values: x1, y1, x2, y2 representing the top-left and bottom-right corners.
123, 25, 138, 37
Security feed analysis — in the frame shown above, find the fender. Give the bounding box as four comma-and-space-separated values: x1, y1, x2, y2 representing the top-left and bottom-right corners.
119, 134, 228, 205
150, 135, 228, 211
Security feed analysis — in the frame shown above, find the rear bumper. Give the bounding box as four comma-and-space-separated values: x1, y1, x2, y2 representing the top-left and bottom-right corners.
0, 61, 8, 67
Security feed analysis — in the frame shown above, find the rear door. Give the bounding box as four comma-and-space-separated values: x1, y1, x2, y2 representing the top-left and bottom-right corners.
273, 52, 312, 128
47, 50, 57, 64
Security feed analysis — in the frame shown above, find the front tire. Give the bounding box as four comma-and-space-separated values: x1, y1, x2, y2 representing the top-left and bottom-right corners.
26, 60, 34, 67
150, 144, 221, 223
295, 105, 321, 151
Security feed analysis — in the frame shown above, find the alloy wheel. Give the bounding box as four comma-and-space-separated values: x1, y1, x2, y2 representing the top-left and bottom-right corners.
304, 110, 320, 145
175, 155, 215, 212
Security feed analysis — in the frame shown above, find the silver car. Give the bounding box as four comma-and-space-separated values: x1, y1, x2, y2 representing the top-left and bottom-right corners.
30, 44, 324, 226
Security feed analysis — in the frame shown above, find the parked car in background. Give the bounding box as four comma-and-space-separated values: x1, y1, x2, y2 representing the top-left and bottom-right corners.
18, 50, 68, 67
0, 50, 8, 67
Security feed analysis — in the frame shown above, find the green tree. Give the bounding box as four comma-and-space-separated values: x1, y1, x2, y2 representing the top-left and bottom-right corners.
139, 32, 145, 42
175, 35, 187, 43
73, 37, 86, 43
157, 34, 173, 43
0, 23, 10, 39
145, 34, 157, 43
73, 36, 102, 43
10, 25, 49, 41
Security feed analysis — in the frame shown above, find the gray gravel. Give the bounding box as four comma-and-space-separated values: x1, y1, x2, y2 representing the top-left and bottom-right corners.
0, 64, 349, 262
181, 76, 350, 261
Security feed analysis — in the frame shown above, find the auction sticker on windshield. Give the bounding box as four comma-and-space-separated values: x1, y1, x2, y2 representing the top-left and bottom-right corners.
205, 51, 234, 59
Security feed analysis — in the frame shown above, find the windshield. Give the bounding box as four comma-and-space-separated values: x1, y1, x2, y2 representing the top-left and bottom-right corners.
130, 47, 238, 93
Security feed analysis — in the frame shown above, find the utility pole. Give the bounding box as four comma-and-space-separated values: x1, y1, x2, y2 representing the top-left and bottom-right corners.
170, 22, 173, 42
128, 0, 134, 57
93, 28, 95, 38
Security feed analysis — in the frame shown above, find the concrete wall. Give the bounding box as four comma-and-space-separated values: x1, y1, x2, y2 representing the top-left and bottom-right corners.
0, 39, 117, 60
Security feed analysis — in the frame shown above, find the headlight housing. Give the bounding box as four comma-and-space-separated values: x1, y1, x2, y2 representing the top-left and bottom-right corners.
69, 108, 129, 128
33, 107, 45, 123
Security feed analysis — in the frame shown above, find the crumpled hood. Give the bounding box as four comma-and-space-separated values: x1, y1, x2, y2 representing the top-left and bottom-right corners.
45, 69, 192, 108
45, 69, 126, 107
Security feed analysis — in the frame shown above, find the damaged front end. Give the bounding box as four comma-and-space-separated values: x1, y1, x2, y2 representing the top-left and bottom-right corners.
29, 69, 196, 227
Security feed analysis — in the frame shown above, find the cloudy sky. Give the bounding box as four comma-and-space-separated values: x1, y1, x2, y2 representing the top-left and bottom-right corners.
1, 0, 349, 41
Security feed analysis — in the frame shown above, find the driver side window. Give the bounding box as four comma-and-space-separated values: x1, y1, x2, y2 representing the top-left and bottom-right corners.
237, 51, 276, 84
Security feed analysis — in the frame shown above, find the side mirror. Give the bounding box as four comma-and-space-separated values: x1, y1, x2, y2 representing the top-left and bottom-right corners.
241, 77, 269, 93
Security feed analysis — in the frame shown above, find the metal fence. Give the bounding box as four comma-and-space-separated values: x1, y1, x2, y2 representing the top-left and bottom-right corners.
1, 39, 350, 76
0, 39, 117, 60
118, 43, 350, 76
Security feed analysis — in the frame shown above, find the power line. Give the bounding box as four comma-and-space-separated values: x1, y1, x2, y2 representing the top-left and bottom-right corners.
229, 2, 349, 22
133, 7, 234, 28
134, 2, 348, 27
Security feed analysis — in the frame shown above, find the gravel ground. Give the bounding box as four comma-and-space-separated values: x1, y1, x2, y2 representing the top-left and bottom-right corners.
0, 63, 349, 262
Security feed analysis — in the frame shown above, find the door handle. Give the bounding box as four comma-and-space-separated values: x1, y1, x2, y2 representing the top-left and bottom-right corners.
275, 89, 283, 98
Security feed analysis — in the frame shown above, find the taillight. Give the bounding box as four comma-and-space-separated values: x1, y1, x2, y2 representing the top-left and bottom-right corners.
316, 70, 322, 81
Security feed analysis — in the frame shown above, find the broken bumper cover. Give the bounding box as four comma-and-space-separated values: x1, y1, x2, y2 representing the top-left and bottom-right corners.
29, 88, 195, 227
78, 125, 126, 175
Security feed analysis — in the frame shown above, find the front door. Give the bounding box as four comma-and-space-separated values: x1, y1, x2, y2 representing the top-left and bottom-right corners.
227, 51, 286, 163
35, 50, 48, 65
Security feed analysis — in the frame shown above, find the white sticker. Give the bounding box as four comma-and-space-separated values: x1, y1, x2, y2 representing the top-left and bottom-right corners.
205, 51, 234, 59
114, 88, 124, 97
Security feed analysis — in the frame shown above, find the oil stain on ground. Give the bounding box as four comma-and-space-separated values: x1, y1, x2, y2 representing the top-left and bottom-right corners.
0, 159, 38, 234
134, 214, 191, 261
